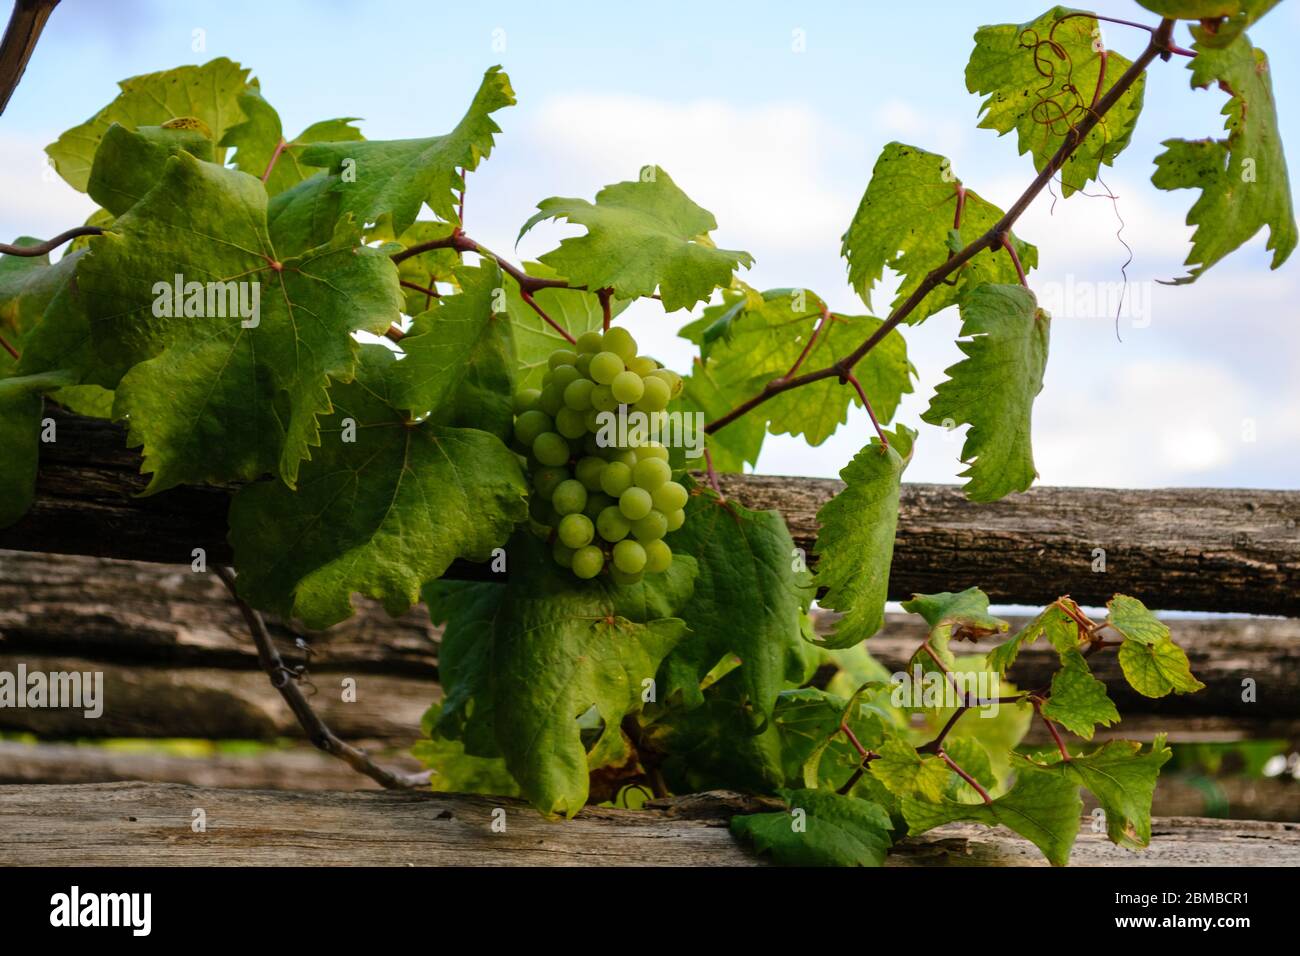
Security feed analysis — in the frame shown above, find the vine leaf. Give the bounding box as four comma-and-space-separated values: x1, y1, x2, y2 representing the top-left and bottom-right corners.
868, 737, 951, 802
1118, 636, 1205, 698
389, 221, 462, 315
1105, 594, 1168, 645
229, 346, 528, 630
842, 142, 1037, 323
986, 600, 1081, 675
422, 580, 503, 758
731, 788, 894, 867
519, 166, 753, 311
47, 57, 254, 191
659, 486, 815, 723
222, 89, 362, 196
901, 586, 1010, 664
0, 371, 71, 529
1018, 735, 1172, 849
921, 283, 1050, 502
687, 289, 914, 445
88, 122, 216, 216
1041, 648, 1120, 739
299, 65, 514, 236
490, 534, 698, 817
813, 425, 916, 648
902, 765, 1083, 866
1152, 33, 1296, 282
775, 686, 887, 791
966, 7, 1146, 196
391, 261, 516, 441
1135, 1, 1283, 48
412, 705, 520, 797
76, 151, 403, 491
673, 356, 766, 472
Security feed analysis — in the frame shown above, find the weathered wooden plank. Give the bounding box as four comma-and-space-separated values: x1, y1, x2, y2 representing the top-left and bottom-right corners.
4, 409, 1297, 613
0, 782, 1295, 866
3, 741, 1293, 821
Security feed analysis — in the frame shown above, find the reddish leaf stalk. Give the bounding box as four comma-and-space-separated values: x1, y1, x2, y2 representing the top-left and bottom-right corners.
261, 138, 288, 183
0, 332, 18, 361
844, 369, 888, 449
1000, 233, 1029, 288
940, 749, 993, 804
1034, 698, 1072, 762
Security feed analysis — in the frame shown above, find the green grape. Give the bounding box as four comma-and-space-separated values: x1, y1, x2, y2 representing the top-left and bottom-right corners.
665, 508, 686, 532
548, 349, 578, 370
647, 368, 682, 397
513, 409, 552, 447
634, 442, 669, 461
583, 492, 613, 520
644, 539, 672, 574
619, 486, 653, 520
611, 370, 645, 404
608, 449, 638, 469
637, 375, 671, 412
533, 465, 569, 499
557, 512, 595, 548
555, 406, 588, 439
590, 384, 619, 413
563, 378, 595, 410
600, 460, 633, 496
552, 478, 588, 515
552, 541, 575, 568
574, 456, 606, 491
631, 509, 667, 542
632, 457, 671, 490
532, 431, 570, 467
538, 382, 565, 416
628, 356, 658, 377
584, 410, 604, 435
596, 505, 631, 542
575, 353, 593, 378
610, 567, 643, 586
589, 351, 625, 385
571, 545, 605, 579
513, 388, 542, 414
551, 365, 582, 390
652, 481, 688, 512
604, 327, 638, 363
612, 538, 647, 574
576, 330, 604, 354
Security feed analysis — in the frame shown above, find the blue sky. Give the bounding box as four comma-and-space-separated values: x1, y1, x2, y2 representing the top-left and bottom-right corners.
4, 0, 1298, 489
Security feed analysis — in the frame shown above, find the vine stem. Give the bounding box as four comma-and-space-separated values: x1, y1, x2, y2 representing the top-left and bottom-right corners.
702, 447, 725, 500
0, 0, 59, 116
843, 369, 888, 449
0, 227, 103, 257
0, 332, 18, 361
1000, 234, 1029, 288
399, 278, 441, 300
940, 749, 993, 804
213, 566, 431, 791
703, 18, 1178, 438
598, 287, 613, 332
1033, 698, 1072, 761
776, 302, 832, 383
261, 138, 288, 183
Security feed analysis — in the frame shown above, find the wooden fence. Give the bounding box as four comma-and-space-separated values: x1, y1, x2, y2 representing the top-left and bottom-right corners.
0, 411, 1297, 865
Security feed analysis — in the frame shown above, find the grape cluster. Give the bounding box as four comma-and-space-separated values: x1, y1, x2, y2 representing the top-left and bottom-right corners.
513, 327, 687, 584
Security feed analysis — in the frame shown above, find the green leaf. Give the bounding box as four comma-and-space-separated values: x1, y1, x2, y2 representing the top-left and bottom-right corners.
842, 142, 1037, 323
390, 221, 462, 316
490, 534, 697, 817
1136, 1, 1282, 48
87, 122, 215, 216
77, 151, 403, 490
731, 788, 894, 867
813, 426, 915, 648
504, 262, 623, 390
1118, 636, 1205, 698
868, 737, 951, 802
1105, 594, 1168, 646
422, 580, 503, 757
966, 8, 1146, 196
228, 346, 528, 630
1152, 33, 1295, 282
221, 89, 362, 196
986, 600, 1081, 675
921, 283, 1050, 502
412, 705, 520, 797
659, 486, 814, 723
391, 260, 516, 440
47, 57, 254, 191
689, 290, 914, 445
671, 357, 765, 472
0, 371, 72, 528
1018, 735, 1172, 849
1041, 648, 1120, 740
519, 166, 753, 311
772, 686, 887, 791
298, 66, 514, 235
901, 586, 1009, 662
902, 765, 1082, 866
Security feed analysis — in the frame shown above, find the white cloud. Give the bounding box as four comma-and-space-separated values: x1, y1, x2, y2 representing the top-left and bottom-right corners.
874, 98, 967, 158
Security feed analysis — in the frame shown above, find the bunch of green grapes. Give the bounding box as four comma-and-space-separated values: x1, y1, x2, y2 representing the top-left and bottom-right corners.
512, 327, 688, 584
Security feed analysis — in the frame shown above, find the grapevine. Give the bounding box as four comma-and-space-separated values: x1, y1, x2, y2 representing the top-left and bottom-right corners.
0, 1, 1293, 866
